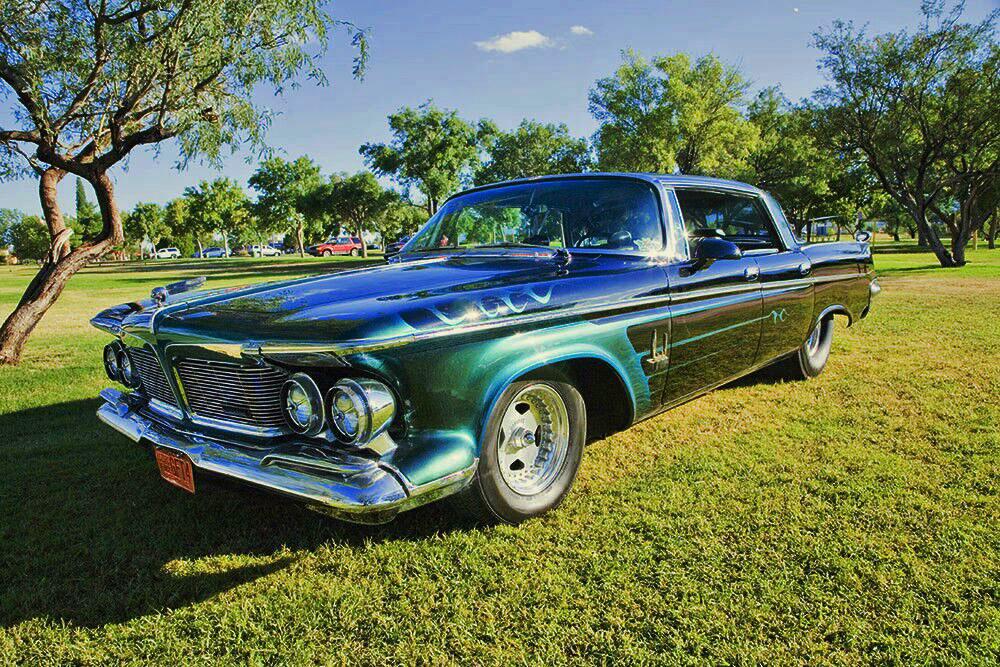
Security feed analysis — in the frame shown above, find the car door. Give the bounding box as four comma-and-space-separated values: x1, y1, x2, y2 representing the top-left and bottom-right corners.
660, 187, 765, 405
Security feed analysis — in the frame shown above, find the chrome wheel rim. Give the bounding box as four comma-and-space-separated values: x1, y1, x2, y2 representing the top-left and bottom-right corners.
806, 321, 823, 356
497, 384, 570, 496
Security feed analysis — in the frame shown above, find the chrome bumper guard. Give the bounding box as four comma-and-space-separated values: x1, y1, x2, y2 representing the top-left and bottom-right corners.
97, 388, 473, 524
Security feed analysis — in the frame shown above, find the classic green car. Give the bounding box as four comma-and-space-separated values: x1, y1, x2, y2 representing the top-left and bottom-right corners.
93, 174, 879, 524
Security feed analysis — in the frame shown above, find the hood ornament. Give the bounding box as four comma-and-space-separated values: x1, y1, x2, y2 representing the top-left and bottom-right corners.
151, 276, 207, 305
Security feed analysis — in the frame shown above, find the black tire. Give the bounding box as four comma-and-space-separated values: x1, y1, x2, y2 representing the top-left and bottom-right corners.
322, 250, 331, 257
350, 248, 359, 257
771, 315, 835, 380
454, 379, 586, 524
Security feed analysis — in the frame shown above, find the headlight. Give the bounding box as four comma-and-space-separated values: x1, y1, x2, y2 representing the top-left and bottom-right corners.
117, 346, 141, 388
103, 343, 122, 382
326, 378, 395, 445
280, 373, 325, 436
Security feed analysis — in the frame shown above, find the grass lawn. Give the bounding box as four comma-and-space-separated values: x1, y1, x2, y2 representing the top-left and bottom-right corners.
1, 247, 998, 664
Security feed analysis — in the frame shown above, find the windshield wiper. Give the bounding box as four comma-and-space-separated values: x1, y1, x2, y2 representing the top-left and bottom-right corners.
475, 242, 555, 250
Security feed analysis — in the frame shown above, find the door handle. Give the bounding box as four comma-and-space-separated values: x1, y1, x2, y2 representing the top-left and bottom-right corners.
798, 262, 812, 276
744, 265, 760, 282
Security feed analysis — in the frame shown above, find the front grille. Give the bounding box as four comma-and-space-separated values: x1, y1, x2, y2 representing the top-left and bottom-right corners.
129, 346, 179, 407
175, 359, 289, 430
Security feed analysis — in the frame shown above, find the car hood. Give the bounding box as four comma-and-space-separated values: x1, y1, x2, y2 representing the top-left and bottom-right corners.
96, 253, 632, 348
94, 252, 664, 351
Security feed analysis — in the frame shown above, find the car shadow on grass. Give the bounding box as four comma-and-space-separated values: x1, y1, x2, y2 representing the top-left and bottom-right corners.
0, 398, 472, 628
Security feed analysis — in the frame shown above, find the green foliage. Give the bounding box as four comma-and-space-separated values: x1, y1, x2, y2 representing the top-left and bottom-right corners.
361, 102, 486, 214
590, 50, 758, 176
305, 171, 399, 256
123, 202, 168, 257
812, 1, 999, 265
249, 156, 324, 251
745, 89, 835, 230
0, 207, 21, 247
475, 120, 592, 186
184, 178, 250, 254
0, 0, 367, 178
73, 179, 101, 243
7, 214, 49, 260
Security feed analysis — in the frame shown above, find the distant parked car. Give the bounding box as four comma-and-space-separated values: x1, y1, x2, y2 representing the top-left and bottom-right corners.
366, 241, 381, 251
384, 235, 411, 259
307, 236, 364, 257
248, 244, 282, 257
154, 247, 181, 259
193, 247, 227, 259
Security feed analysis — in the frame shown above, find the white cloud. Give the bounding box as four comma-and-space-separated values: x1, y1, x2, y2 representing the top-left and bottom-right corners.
570, 25, 594, 36
475, 30, 554, 53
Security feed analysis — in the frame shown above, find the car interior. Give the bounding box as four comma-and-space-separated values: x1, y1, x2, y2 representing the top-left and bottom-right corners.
674, 189, 781, 253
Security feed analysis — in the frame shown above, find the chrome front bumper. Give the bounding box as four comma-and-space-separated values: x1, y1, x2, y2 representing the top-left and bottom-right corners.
96, 388, 474, 524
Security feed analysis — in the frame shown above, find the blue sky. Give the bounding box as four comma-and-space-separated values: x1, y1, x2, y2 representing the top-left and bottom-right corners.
1, 0, 996, 215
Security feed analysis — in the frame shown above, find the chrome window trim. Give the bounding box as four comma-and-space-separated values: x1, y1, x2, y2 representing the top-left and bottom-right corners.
667, 184, 792, 259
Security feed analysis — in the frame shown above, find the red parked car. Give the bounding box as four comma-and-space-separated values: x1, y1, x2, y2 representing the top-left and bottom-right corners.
307, 236, 364, 257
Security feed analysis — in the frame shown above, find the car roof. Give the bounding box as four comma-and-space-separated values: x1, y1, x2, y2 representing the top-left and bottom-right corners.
446, 172, 766, 203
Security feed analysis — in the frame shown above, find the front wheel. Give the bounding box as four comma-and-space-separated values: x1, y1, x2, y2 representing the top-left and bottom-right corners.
350, 248, 359, 257
456, 379, 586, 524
322, 250, 331, 257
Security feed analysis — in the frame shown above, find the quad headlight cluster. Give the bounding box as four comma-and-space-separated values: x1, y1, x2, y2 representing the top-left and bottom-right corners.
280, 373, 396, 446
103, 341, 140, 388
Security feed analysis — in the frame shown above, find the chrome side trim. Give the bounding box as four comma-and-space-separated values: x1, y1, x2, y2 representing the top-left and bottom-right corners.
256, 273, 858, 356
96, 389, 476, 524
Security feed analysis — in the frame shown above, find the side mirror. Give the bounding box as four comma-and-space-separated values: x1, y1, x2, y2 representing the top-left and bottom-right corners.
854, 230, 872, 243
693, 237, 742, 262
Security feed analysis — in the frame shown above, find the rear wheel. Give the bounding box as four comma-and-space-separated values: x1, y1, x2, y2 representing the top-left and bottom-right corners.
770, 316, 835, 380
350, 248, 359, 257
455, 379, 586, 524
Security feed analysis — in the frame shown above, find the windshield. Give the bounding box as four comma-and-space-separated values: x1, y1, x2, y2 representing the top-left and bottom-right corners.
405, 178, 663, 254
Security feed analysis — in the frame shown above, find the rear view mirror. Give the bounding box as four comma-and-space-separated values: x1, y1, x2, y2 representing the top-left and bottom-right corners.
854, 230, 872, 243
693, 237, 742, 262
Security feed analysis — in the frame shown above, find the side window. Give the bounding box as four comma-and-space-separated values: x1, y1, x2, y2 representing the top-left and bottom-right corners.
675, 189, 781, 252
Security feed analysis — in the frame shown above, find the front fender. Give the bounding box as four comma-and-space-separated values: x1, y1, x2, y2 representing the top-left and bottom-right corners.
477, 344, 638, 448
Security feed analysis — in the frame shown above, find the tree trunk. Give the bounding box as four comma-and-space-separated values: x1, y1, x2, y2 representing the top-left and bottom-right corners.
296, 221, 305, 258
196, 237, 204, 258
357, 222, 368, 259
0, 171, 121, 365
988, 211, 997, 250
912, 204, 957, 267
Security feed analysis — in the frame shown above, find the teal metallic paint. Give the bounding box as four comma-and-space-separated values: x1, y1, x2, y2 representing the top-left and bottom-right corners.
91, 173, 876, 521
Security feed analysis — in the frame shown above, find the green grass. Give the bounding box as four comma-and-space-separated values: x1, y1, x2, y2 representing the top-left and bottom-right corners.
1, 248, 998, 664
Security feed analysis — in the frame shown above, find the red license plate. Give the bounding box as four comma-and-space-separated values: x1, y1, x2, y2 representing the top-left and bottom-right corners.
154, 448, 195, 494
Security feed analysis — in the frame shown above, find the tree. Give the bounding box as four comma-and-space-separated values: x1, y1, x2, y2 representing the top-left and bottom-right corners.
746, 89, 836, 233
185, 178, 249, 257
8, 215, 50, 261
248, 156, 323, 256
0, 208, 21, 248
163, 198, 203, 257
927, 40, 1000, 263
73, 178, 101, 243
123, 202, 167, 259
475, 120, 592, 186
589, 50, 758, 176
0, 1, 367, 364
306, 171, 396, 258
813, 1, 998, 266
361, 102, 486, 215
